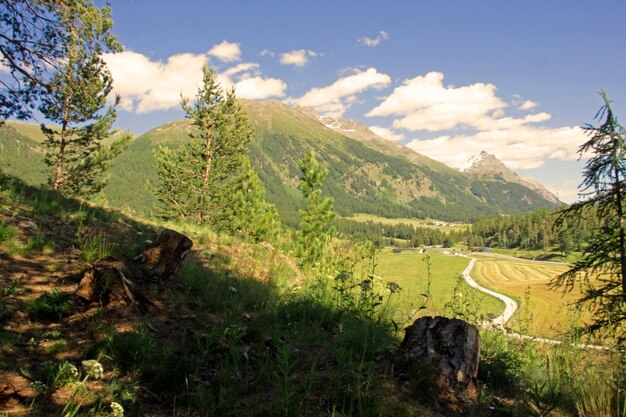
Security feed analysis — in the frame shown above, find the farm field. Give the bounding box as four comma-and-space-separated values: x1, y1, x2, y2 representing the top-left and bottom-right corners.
348, 213, 469, 234
375, 250, 504, 323
471, 257, 588, 338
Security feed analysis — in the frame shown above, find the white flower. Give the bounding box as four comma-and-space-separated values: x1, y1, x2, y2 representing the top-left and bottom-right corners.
67, 363, 79, 378
110, 401, 124, 417
81, 359, 104, 379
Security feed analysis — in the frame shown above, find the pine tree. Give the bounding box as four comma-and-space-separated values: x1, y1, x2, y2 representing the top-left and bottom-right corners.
229, 159, 281, 242
37, 1, 128, 198
1, 1, 120, 120
553, 91, 626, 341
296, 150, 336, 266
153, 65, 253, 226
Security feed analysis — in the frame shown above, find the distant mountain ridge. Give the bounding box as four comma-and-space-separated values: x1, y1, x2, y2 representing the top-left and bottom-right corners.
0, 100, 561, 223
462, 151, 560, 205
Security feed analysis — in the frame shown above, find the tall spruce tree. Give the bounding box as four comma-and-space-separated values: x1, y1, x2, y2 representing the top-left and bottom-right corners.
37, 1, 128, 198
153, 65, 253, 226
553, 91, 626, 341
296, 150, 336, 265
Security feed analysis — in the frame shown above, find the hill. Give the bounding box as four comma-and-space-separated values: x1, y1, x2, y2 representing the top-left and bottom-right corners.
1, 101, 561, 222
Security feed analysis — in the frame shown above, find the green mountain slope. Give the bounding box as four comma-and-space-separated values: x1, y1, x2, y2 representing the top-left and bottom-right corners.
0, 122, 47, 185
1, 100, 560, 222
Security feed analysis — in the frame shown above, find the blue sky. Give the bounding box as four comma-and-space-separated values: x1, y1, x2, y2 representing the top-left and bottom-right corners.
101, 0, 626, 202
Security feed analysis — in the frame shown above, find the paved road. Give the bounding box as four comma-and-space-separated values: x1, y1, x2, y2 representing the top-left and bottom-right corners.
461, 257, 517, 328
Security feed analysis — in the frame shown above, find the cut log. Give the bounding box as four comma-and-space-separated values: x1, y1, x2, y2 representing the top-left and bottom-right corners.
395, 316, 480, 415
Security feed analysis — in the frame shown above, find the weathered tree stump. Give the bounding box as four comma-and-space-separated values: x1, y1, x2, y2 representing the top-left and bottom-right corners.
394, 316, 480, 415
134, 228, 193, 281
75, 229, 192, 307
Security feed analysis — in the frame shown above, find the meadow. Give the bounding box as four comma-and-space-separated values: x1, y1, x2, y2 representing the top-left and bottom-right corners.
374, 249, 504, 323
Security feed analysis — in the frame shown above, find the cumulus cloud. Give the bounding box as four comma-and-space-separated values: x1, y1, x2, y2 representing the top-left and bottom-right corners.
367, 70, 586, 170
104, 51, 208, 113
367, 71, 507, 131
293, 67, 391, 118
369, 126, 405, 141
405, 125, 587, 170
279, 49, 318, 67
519, 100, 538, 110
259, 49, 275, 57
208, 40, 241, 62
359, 30, 390, 47
104, 50, 286, 113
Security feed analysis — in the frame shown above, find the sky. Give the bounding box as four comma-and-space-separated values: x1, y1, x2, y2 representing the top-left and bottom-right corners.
98, 1, 626, 203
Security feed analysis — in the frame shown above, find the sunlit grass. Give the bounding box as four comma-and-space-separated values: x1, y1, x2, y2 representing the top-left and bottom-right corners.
375, 249, 503, 322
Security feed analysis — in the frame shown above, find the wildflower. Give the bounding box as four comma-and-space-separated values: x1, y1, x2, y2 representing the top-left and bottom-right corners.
81, 359, 104, 379
31, 380, 48, 393
67, 362, 79, 378
110, 401, 124, 417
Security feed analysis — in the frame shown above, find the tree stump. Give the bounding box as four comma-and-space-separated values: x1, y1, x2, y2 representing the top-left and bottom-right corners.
134, 228, 193, 281
75, 229, 193, 307
394, 316, 480, 415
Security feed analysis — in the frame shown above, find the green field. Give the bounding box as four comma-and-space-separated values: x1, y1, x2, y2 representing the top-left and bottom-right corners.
471, 257, 588, 338
375, 250, 504, 322
349, 213, 469, 234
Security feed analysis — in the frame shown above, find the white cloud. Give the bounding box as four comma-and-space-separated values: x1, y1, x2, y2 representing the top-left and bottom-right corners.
549, 180, 581, 204
0, 60, 8, 73
367, 70, 586, 170
208, 40, 241, 62
405, 124, 587, 170
367, 71, 507, 131
103, 51, 208, 113
279, 49, 318, 67
369, 126, 405, 141
259, 49, 275, 57
359, 30, 390, 47
233, 77, 287, 100
104, 51, 286, 113
293, 67, 391, 118
519, 100, 538, 110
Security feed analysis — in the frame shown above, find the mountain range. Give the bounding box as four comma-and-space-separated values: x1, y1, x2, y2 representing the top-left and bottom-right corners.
0, 100, 561, 224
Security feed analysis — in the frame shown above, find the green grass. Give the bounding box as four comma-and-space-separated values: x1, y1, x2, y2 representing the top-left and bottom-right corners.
375, 250, 504, 322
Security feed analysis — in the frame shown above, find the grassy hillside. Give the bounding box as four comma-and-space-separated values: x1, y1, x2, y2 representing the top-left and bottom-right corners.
0, 123, 47, 185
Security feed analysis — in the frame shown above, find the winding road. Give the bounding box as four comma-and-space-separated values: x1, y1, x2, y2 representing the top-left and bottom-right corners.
461, 257, 517, 329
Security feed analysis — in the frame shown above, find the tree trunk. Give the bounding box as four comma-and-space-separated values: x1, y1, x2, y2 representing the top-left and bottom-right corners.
613, 163, 626, 302
198, 117, 213, 224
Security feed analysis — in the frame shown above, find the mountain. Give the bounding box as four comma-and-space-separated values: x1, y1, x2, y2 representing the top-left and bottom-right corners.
1, 101, 561, 223
462, 151, 560, 205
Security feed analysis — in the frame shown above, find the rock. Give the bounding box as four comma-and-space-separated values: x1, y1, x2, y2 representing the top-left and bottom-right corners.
395, 316, 480, 415
134, 228, 193, 281
0, 372, 36, 399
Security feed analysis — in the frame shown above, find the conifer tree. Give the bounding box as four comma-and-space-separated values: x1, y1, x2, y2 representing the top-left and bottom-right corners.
37, 1, 128, 198
153, 65, 253, 226
229, 159, 281, 242
553, 91, 626, 341
296, 150, 336, 265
